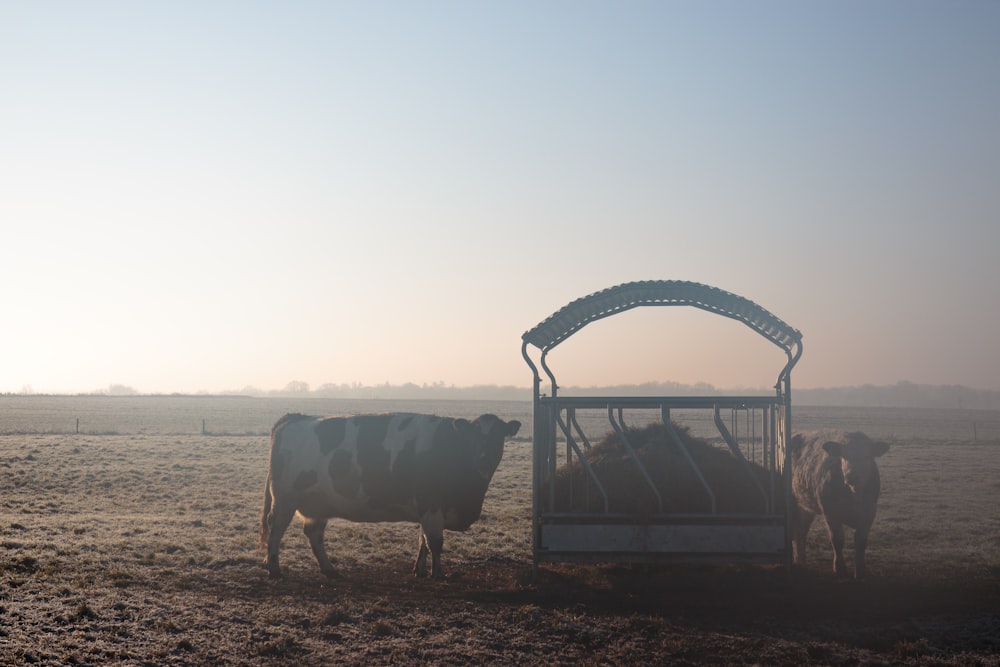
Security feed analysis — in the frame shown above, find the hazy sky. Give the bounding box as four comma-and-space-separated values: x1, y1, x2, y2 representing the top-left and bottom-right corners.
3, 2, 999, 395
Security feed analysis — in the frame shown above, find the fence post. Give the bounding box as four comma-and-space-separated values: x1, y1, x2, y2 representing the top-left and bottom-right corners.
76, 418, 79, 435
202, 419, 207, 435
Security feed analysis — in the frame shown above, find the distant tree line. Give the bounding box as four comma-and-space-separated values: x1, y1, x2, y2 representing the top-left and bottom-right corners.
222, 380, 1000, 410
228, 381, 532, 401
795, 381, 1000, 411
8, 380, 1000, 410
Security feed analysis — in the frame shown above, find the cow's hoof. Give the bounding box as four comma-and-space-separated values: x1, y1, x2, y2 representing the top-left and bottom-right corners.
320, 568, 338, 579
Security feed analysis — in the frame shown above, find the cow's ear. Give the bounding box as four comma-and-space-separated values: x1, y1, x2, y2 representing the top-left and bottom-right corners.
506, 420, 521, 438
872, 441, 890, 457
453, 418, 472, 432
822, 442, 843, 458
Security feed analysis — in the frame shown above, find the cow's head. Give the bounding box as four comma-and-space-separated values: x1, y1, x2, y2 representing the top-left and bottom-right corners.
823, 433, 889, 494
458, 414, 520, 480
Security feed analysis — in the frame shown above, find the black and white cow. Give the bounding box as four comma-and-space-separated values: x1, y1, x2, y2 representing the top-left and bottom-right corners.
260, 412, 520, 579
790, 429, 890, 578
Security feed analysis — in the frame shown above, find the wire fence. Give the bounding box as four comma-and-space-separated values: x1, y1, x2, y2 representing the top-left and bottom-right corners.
0, 396, 534, 437
2, 396, 998, 442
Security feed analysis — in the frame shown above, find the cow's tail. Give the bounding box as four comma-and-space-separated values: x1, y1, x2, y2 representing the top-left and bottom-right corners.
259, 471, 273, 550
260, 414, 292, 549
260, 413, 309, 551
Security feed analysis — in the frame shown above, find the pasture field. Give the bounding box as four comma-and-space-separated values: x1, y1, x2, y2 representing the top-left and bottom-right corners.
1, 397, 999, 665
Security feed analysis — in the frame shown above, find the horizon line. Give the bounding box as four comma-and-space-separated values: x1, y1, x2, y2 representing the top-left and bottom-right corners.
5, 379, 1000, 398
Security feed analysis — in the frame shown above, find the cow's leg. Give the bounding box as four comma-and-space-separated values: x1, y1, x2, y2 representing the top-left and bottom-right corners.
413, 530, 430, 577
418, 510, 445, 579
265, 499, 297, 578
853, 525, 870, 579
303, 517, 335, 577
791, 507, 815, 566
823, 518, 847, 577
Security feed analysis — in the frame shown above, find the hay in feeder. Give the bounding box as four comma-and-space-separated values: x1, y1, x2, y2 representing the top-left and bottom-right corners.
550, 422, 779, 515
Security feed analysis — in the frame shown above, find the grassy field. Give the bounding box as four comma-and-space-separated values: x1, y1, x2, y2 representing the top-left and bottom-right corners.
1, 399, 999, 664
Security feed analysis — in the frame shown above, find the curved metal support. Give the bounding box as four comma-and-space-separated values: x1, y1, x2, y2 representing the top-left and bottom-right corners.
540, 349, 558, 398
776, 339, 803, 438
522, 281, 802, 395
523, 280, 802, 354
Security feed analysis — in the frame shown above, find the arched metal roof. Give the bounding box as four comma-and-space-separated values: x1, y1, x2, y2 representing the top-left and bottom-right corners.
522, 280, 802, 355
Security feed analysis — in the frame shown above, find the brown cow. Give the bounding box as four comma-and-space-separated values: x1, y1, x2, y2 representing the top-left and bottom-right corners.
790, 430, 889, 578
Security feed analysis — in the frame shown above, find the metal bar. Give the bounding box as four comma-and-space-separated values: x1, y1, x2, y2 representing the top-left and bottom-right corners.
540, 349, 558, 398
539, 512, 786, 521
530, 389, 543, 567
523, 338, 544, 561
713, 405, 771, 513
661, 410, 716, 513
554, 411, 609, 513
546, 401, 558, 513
560, 409, 573, 467
539, 395, 783, 410
568, 410, 593, 451
766, 404, 776, 501
608, 407, 663, 512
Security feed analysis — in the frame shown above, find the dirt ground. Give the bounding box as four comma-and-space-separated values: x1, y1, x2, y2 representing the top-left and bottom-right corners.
2, 432, 998, 665
3, 550, 998, 666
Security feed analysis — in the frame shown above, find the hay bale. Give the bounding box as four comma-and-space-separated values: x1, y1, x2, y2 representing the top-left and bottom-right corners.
550, 422, 777, 515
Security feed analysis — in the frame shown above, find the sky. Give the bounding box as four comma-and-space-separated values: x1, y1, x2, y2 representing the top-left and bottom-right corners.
3, 1, 999, 395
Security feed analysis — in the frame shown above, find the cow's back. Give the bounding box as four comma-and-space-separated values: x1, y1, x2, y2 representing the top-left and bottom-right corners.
265, 412, 478, 524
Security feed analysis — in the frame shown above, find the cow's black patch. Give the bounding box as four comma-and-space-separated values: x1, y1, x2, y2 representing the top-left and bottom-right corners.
316, 417, 348, 455
329, 448, 353, 478
294, 469, 318, 492
270, 450, 290, 482
356, 416, 393, 502
329, 449, 360, 498
386, 438, 418, 504
405, 420, 492, 530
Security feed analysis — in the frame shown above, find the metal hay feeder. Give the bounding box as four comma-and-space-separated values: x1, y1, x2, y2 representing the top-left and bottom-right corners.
521, 280, 803, 567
